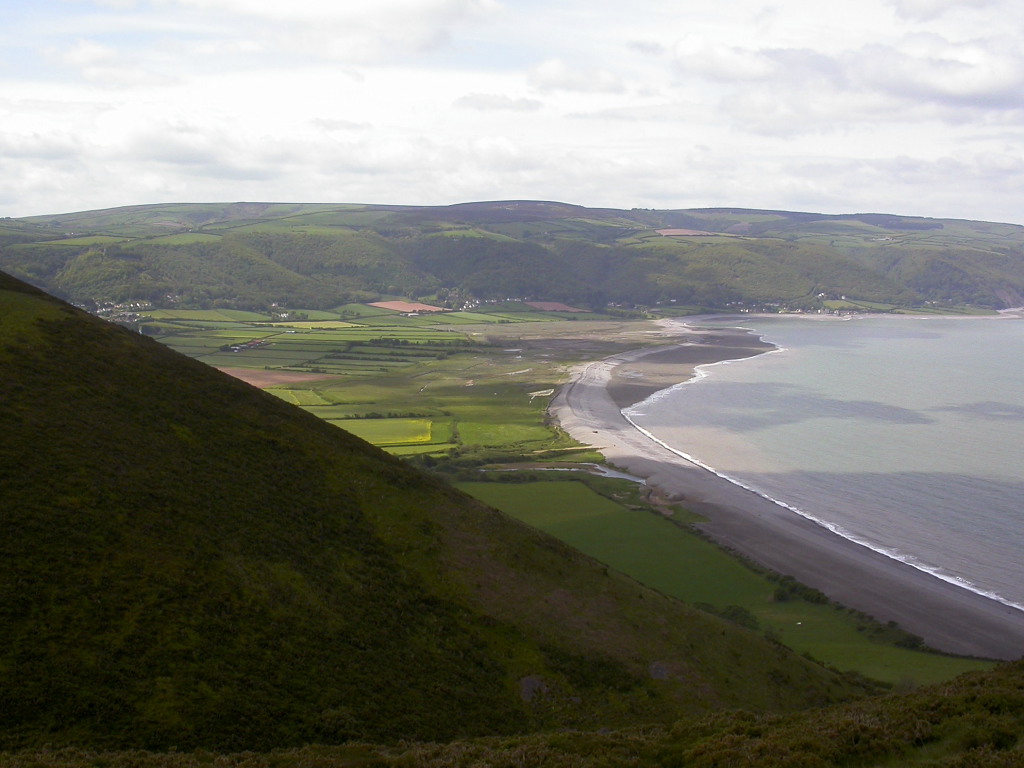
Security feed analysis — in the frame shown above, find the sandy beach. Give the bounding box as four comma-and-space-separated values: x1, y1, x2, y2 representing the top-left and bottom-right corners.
550, 325, 1024, 661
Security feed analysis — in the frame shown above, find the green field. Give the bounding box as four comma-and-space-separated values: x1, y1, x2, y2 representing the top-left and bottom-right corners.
332, 303, 397, 317
139, 305, 999, 685
278, 308, 347, 320
155, 319, 483, 377
146, 233, 223, 244
46, 235, 129, 246
457, 478, 993, 686
329, 418, 435, 445
146, 308, 635, 463
266, 388, 331, 406
148, 309, 271, 322
266, 320, 357, 329
457, 420, 553, 447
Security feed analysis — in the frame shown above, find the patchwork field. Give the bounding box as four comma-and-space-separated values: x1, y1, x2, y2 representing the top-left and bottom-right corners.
135, 303, 997, 685
145, 304, 646, 461
216, 369, 340, 389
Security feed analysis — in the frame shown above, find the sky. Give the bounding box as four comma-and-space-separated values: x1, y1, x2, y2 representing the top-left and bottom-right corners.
3, 0, 1024, 223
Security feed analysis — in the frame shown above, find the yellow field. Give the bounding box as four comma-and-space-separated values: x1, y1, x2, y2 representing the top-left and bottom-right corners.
330, 418, 433, 445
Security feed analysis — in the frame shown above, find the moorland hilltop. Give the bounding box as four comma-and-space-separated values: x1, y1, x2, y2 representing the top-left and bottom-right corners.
3, 200, 1024, 312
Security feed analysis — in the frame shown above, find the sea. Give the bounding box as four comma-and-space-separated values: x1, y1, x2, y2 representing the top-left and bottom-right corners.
623, 313, 1024, 610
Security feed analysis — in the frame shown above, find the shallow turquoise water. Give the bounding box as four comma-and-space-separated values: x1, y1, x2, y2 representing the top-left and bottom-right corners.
625, 315, 1024, 608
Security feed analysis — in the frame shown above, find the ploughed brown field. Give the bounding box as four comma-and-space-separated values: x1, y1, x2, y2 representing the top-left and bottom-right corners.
367, 300, 446, 312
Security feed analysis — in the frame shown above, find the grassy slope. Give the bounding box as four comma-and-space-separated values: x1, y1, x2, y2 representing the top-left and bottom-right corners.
0, 272, 867, 752
4, 201, 1024, 310
457, 479, 993, 686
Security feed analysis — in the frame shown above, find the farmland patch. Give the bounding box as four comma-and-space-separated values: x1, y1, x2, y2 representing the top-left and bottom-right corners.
330, 418, 433, 445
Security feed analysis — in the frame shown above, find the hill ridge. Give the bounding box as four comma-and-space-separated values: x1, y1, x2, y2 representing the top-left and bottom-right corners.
5, 200, 1024, 311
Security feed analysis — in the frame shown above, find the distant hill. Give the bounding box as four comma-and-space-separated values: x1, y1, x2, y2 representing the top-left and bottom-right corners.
0, 271, 867, 751
4, 200, 1024, 311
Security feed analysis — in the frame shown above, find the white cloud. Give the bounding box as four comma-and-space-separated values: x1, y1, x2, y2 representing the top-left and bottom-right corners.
45, 37, 175, 86
672, 40, 779, 82
852, 37, 1024, 109
311, 118, 372, 132
58, 38, 117, 69
160, 0, 500, 23
627, 40, 666, 57
156, 0, 502, 63
664, 29, 1024, 137
0, 130, 82, 161
2, 0, 1024, 225
885, 0, 999, 20
528, 59, 625, 93
454, 93, 543, 111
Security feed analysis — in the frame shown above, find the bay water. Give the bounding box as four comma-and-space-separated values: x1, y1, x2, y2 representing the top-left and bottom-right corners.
624, 314, 1024, 609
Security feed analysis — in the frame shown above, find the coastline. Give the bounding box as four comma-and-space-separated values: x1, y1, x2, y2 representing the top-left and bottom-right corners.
550, 325, 1024, 661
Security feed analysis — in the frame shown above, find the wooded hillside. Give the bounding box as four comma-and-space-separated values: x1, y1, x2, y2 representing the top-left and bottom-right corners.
5, 201, 1024, 311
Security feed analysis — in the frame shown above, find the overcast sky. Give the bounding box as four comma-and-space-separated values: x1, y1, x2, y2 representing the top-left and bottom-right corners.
3, 0, 1024, 223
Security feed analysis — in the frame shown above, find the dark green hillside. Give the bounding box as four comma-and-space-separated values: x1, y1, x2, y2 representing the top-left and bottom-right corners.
0, 272, 868, 751
0, 217, 59, 248
3, 659, 1022, 765
239, 231, 436, 299
5, 201, 1024, 312
852, 245, 1024, 307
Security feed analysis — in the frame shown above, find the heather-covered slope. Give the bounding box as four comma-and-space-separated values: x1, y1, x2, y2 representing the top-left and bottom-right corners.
0, 272, 867, 751
3, 661, 1022, 766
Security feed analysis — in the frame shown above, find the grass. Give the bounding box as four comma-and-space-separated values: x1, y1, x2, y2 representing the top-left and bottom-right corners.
47, 235, 130, 245
333, 303, 397, 317
144, 233, 223, 244
148, 309, 271, 322
388, 442, 460, 456
328, 418, 434, 445
154, 321, 480, 376
265, 389, 332, 406
137, 306, 997, 685
457, 477, 994, 686
277, 309, 346, 320
457, 421, 554, 448
150, 312, 642, 461
823, 299, 898, 311
0, 289, 71, 341
11, 273, 883, 752
265, 320, 358, 329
